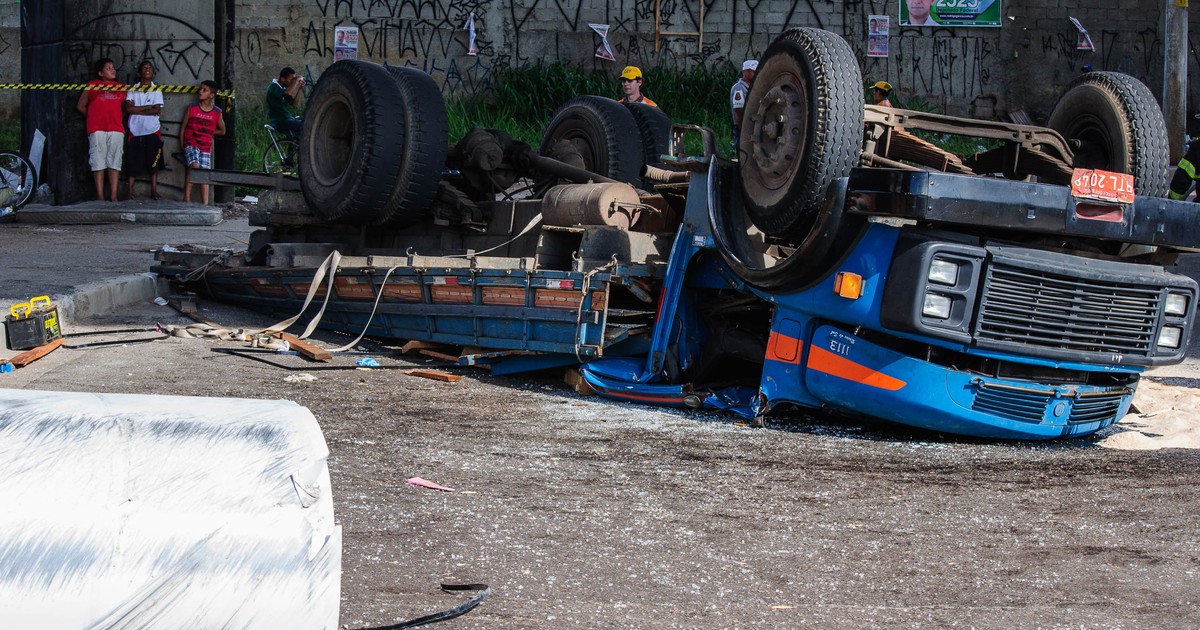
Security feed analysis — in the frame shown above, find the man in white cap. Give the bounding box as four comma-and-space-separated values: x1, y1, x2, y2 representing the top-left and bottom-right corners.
730, 59, 757, 148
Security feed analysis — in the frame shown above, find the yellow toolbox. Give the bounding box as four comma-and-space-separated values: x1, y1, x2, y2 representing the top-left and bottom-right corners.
5, 296, 62, 351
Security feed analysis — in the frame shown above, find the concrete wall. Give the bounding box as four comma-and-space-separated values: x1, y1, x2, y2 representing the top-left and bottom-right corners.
19, 2, 218, 203
0, 1, 19, 121
228, 0, 1197, 125
3, 1, 1199, 201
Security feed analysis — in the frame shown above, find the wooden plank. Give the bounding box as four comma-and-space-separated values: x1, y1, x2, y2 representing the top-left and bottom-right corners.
406, 369, 462, 383
563, 368, 596, 396
279, 333, 333, 362
416, 348, 460, 362
401, 340, 451, 354
11, 338, 64, 367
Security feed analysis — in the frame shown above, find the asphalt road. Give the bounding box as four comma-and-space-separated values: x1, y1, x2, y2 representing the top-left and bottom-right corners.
2, 299, 1198, 628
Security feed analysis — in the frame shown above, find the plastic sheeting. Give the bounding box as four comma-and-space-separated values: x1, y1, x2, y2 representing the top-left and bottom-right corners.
0, 390, 341, 628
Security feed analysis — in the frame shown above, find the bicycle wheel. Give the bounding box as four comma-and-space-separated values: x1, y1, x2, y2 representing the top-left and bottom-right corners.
0, 151, 36, 210
262, 139, 299, 176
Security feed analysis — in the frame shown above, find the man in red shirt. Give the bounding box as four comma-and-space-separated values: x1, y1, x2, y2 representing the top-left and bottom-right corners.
76, 58, 125, 202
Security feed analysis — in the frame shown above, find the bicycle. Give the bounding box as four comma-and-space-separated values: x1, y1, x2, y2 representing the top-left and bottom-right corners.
261, 124, 299, 176
0, 150, 36, 215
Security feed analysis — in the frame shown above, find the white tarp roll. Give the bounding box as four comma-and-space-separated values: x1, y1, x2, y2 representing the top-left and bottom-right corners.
0, 390, 342, 628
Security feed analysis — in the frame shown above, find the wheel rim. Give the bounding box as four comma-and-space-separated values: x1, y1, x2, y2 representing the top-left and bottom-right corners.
308, 93, 355, 187
1065, 115, 1116, 169
0, 153, 33, 208
746, 71, 809, 194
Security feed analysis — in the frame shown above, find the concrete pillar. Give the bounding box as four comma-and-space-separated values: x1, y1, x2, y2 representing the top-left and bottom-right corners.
21, 2, 217, 204
1164, 0, 1188, 162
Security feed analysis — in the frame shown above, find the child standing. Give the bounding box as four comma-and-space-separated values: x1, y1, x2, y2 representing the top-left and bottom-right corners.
179, 80, 226, 204
76, 58, 126, 202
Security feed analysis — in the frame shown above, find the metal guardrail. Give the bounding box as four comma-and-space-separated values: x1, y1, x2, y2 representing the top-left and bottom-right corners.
187, 169, 300, 191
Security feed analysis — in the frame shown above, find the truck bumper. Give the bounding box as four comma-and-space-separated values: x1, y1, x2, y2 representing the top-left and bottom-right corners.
798, 325, 1135, 440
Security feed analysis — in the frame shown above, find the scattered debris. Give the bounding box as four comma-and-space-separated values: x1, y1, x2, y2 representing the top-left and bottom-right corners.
283, 373, 318, 383
401, 340, 461, 362
280, 332, 332, 362
406, 369, 462, 383
406, 477, 455, 492
563, 367, 595, 396
355, 357, 381, 367
10, 337, 64, 367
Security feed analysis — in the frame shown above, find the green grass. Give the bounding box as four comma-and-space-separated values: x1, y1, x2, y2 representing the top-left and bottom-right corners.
0, 116, 18, 152
448, 61, 741, 156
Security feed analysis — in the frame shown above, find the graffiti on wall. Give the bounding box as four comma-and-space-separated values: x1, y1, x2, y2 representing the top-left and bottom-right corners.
66, 12, 213, 81
890, 29, 995, 105
217, 0, 1188, 116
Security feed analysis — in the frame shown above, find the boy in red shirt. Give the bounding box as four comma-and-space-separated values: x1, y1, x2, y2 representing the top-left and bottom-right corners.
75, 58, 125, 202
179, 80, 226, 204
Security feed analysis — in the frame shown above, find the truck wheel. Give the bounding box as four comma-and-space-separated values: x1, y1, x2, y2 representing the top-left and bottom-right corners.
300, 60, 408, 225
625, 102, 672, 184
712, 166, 866, 293
381, 66, 449, 226
739, 28, 863, 237
538, 96, 644, 189
1048, 71, 1169, 198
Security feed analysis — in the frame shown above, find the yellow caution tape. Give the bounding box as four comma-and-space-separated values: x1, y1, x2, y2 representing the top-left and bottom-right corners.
0, 83, 236, 99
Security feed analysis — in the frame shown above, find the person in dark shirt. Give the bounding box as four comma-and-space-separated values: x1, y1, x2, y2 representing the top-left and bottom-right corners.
266, 67, 305, 138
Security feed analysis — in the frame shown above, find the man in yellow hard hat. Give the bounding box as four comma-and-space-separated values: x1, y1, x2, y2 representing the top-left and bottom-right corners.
617, 66, 657, 107
872, 80, 893, 107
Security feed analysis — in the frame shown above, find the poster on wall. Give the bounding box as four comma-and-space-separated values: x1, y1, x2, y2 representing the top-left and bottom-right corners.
867, 15, 890, 57
334, 26, 358, 61
899, 0, 1001, 27
1070, 17, 1095, 51
590, 23, 615, 61
464, 12, 478, 55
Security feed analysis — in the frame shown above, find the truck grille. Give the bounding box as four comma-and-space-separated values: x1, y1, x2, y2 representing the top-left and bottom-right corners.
1068, 393, 1125, 423
971, 384, 1127, 425
975, 263, 1161, 358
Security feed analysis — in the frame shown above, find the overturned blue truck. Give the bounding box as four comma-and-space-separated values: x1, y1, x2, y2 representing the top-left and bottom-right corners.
158, 29, 1199, 440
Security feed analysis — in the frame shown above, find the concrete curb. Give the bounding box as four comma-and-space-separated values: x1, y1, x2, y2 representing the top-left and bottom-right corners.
53, 273, 159, 326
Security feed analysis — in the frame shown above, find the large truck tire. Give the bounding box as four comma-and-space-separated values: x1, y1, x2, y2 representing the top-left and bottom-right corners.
1048, 71, 1169, 198
300, 60, 409, 225
381, 66, 449, 226
738, 28, 863, 237
538, 96, 644, 189
713, 164, 866, 293
624, 102, 672, 186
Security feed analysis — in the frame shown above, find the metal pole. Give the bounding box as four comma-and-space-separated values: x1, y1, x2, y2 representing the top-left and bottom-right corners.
1164, 0, 1188, 162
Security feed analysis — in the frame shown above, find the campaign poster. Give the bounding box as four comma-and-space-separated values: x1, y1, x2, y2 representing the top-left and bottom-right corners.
867, 15, 890, 57
590, 23, 614, 61
1070, 17, 1095, 51
899, 0, 1001, 27
334, 26, 359, 61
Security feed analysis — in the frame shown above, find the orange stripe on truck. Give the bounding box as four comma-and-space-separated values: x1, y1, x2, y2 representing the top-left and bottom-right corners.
765, 331, 803, 364
806, 345, 907, 391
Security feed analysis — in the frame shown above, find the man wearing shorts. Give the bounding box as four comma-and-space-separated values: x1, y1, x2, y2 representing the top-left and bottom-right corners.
124, 60, 165, 199
76, 58, 125, 202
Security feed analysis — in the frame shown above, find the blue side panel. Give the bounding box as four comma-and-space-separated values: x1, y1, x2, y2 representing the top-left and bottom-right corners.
758, 223, 901, 329
759, 315, 824, 410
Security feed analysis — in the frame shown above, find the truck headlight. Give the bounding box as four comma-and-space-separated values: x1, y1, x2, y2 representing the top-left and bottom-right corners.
927, 258, 959, 286
1158, 325, 1182, 349
1165, 292, 1189, 316
922, 293, 952, 319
